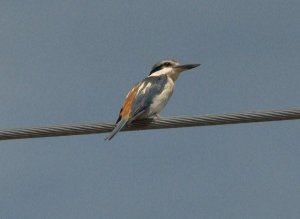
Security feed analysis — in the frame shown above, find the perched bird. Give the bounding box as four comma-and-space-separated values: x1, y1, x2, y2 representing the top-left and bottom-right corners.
106, 59, 200, 140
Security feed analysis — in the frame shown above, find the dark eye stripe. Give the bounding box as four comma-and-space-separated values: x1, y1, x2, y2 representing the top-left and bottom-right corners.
149, 62, 173, 75
149, 65, 164, 75
164, 62, 171, 67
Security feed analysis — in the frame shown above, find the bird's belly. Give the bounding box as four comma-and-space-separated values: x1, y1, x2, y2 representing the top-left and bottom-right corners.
147, 80, 174, 116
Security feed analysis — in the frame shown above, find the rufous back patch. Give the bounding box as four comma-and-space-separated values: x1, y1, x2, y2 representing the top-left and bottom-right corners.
121, 87, 139, 118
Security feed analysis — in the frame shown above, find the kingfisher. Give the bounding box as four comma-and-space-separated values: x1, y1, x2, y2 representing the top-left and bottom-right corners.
106, 59, 200, 140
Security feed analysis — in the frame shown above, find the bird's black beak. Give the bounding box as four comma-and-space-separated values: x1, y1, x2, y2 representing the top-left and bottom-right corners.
175, 64, 201, 71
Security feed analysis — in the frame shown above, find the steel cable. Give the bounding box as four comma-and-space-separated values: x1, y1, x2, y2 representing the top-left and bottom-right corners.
0, 108, 300, 141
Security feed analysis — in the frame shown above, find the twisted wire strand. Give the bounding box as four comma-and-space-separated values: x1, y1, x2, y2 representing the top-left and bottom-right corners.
0, 108, 300, 141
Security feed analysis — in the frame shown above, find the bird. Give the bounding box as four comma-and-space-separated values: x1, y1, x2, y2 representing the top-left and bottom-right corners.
105, 59, 200, 140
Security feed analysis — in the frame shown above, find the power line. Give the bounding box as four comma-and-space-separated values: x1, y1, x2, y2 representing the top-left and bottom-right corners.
0, 108, 300, 141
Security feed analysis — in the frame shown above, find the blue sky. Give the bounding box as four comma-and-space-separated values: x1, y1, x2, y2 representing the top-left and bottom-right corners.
1, 1, 300, 218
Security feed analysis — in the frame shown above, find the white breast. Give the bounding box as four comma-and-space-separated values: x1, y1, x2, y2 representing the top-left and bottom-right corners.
148, 76, 175, 116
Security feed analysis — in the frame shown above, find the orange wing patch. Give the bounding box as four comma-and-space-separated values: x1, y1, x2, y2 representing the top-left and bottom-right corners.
121, 86, 139, 119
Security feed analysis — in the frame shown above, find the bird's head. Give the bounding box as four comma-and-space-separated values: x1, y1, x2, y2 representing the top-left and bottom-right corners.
148, 59, 200, 81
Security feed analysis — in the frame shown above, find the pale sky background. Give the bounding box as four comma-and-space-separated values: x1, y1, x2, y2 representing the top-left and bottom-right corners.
1, 1, 300, 218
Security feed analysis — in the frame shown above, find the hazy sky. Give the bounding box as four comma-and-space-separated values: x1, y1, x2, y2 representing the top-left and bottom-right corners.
1, 1, 300, 218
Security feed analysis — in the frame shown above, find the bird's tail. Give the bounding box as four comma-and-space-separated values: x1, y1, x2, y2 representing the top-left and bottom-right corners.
105, 118, 129, 140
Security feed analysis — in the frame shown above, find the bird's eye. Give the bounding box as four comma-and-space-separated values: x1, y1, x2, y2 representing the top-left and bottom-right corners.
164, 62, 171, 67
